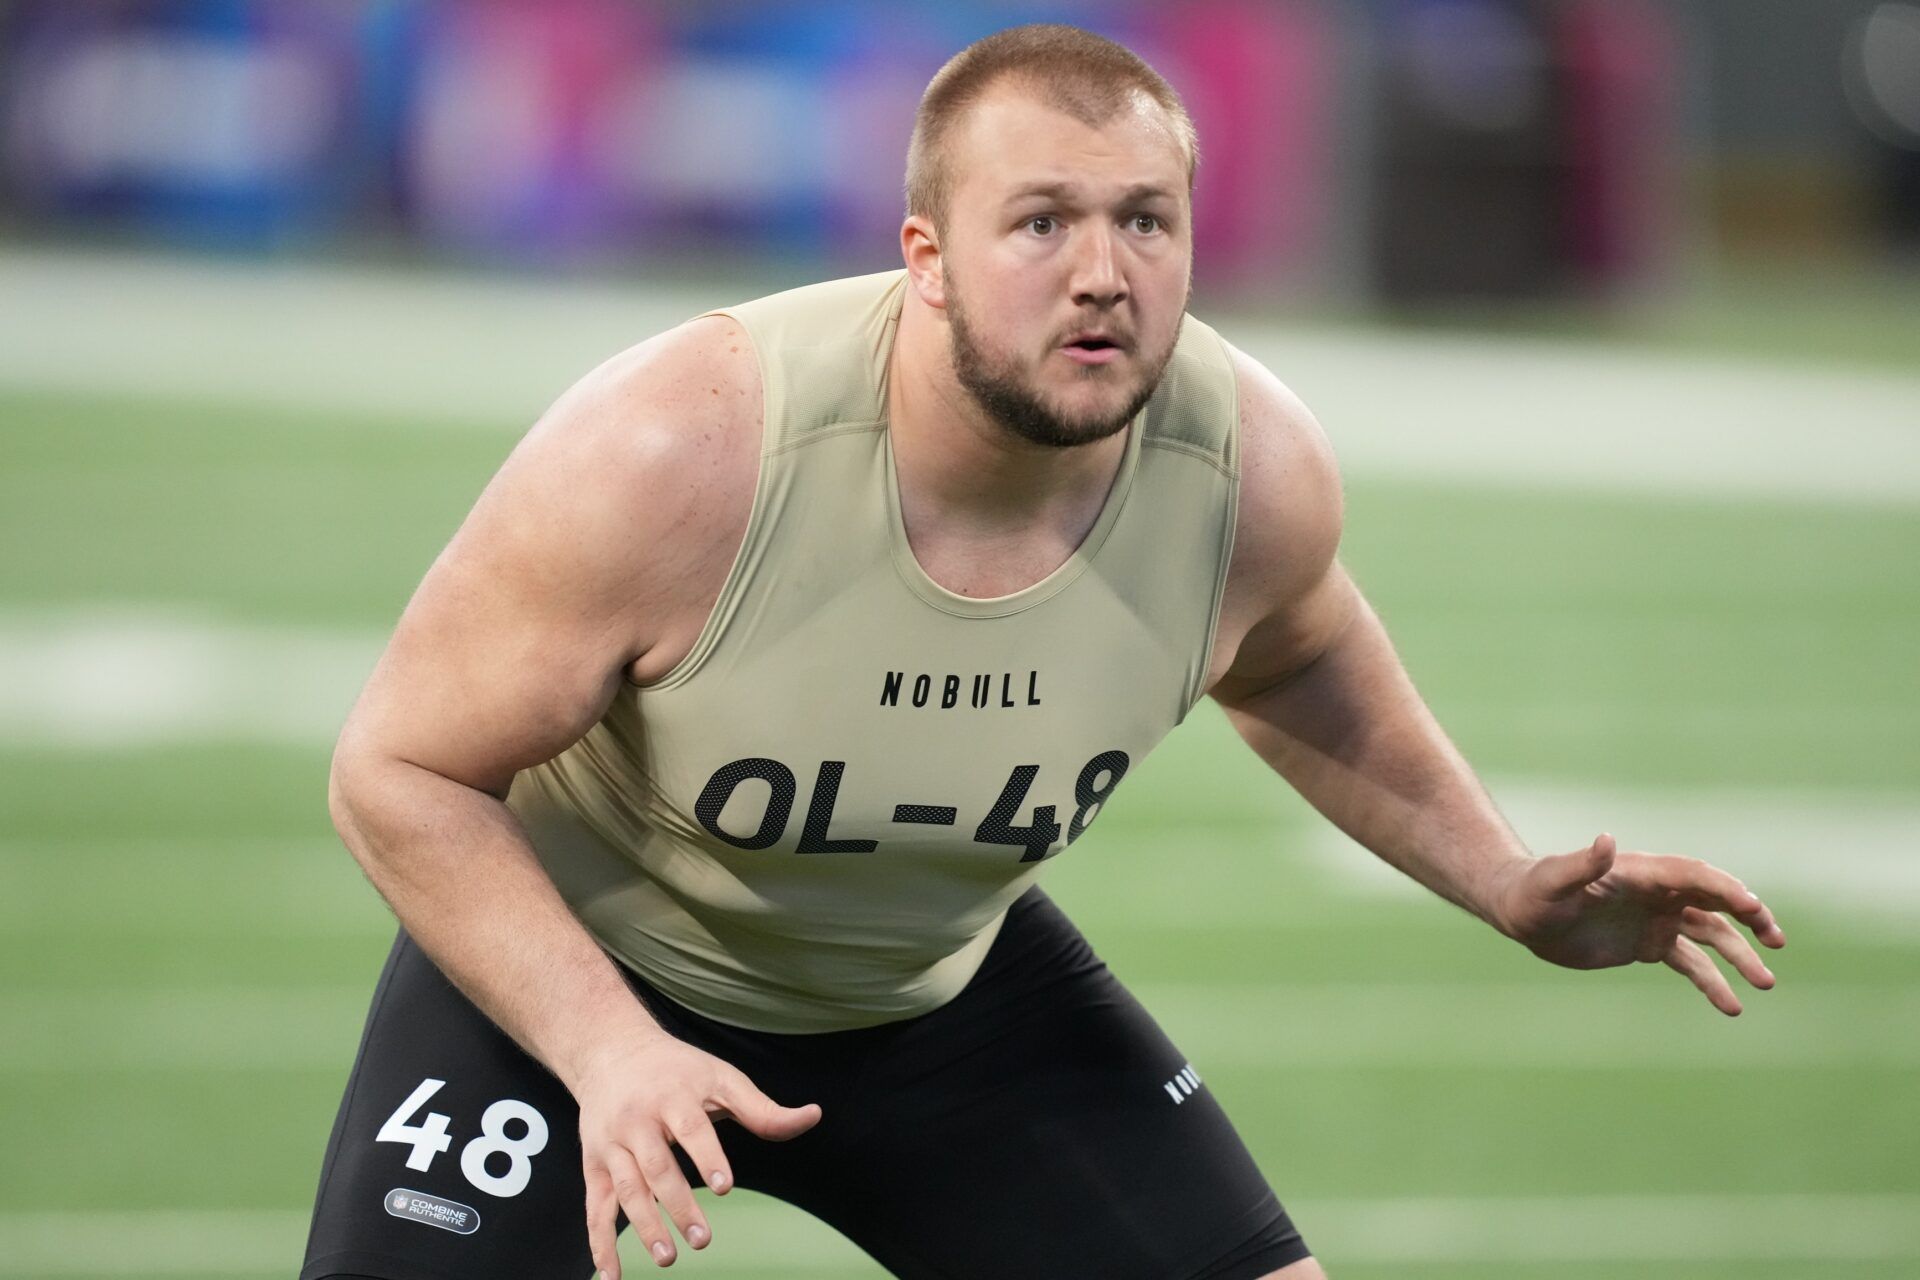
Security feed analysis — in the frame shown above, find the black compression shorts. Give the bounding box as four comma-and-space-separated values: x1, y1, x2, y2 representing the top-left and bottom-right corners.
300, 885, 1312, 1280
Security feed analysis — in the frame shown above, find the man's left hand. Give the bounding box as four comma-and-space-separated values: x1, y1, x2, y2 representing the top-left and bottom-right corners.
1487, 834, 1788, 1016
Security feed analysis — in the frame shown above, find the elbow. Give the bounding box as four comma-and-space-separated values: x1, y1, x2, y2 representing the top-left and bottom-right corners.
327, 740, 416, 887
328, 709, 403, 837
327, 742, 368, 848
327, 723, 391, 851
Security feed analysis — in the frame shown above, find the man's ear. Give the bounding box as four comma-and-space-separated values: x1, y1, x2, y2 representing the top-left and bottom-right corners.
901, 215, 947, 310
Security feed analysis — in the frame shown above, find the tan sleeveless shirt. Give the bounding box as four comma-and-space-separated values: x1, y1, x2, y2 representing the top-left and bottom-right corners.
505, 269, 1239, 1033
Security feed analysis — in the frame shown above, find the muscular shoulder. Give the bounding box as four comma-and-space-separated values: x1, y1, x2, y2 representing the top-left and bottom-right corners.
1205, 339, 1349, 697
455, 312, 763, 681
529, 311, 760, 508
336, 313, 761, 793
1225, 340, 1343, 594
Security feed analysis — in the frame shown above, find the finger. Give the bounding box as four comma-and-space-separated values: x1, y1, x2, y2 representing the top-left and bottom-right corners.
1681, 906, 1777, 990
633, 1132, 711, 1253
585, 1160, 624, 1280
1634, 853, 1744, 901
717, 1074, 823, 1142
605, 1146, 676, 1268
1679, 884, 1786, 948
1542, 833, 1618, 901
1663, 934, 1742, 1016
1633, 857, 1774, 929
667, 1109, 736, 1198
1733, 890, 1787, 948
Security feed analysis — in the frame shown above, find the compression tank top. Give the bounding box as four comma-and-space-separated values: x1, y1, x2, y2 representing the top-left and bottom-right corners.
505, 269, 1239, 1032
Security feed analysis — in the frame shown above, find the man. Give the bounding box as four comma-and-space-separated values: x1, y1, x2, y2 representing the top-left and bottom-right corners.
303, 23, 1786, 1280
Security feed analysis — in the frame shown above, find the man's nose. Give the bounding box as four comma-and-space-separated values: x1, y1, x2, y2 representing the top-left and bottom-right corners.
1070, 224, 1127, 308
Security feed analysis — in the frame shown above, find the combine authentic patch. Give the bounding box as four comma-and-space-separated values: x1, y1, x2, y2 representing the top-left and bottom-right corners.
383, 1187, 481, 1235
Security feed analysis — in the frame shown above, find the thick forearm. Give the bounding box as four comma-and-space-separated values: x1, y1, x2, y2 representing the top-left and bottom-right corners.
1221, 599, 1529, 931
328, 752, 670, 1089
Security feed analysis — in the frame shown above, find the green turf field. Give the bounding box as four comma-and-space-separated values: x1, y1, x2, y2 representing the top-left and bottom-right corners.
1, 270, 1916, 1278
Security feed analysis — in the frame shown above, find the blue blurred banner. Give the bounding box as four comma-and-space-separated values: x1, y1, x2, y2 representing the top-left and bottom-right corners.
1, 1, 401, 248
0, 0, 1699, 297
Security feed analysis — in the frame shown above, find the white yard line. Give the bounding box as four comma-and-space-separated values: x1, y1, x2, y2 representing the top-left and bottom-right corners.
8, 615, 1907, 756
1, 1193, 1915, 1272
2, 608, 1917, 928
1303, 1193, 1920, 1263
0, 1202, 862, 1274
0, 608, 383, 747
1300, 778, 1920, 932
0, 249, 722, 431
1264, 326, 1920, 504
0, 1211, 314, 1277
3, 247, 1917, 502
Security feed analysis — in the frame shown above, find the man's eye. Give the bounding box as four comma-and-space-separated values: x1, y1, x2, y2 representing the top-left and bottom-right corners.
1027, 216, 1057, 235
1132, 214, 1161, 234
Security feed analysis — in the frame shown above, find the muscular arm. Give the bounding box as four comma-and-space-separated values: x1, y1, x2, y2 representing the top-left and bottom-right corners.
331, 315, 820, 1273
328, 313, 759, 1087
1207, 343, 1530, 933
1207, 342, 1786, 1015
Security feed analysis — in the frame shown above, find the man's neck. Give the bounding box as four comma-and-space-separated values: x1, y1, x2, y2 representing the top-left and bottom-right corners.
886, 290, 1129, 538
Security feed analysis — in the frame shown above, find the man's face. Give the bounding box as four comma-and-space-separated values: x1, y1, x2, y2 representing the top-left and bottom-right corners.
935, 83, 1193, 449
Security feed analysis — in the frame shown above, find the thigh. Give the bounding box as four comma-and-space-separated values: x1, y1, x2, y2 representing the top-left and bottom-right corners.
301, 933, 615, 1280
301, 929, 923, 1279
797, 888, 1314, 1280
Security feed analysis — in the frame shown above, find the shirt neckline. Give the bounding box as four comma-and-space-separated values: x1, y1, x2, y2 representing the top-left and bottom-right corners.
876, 278, 1144, 618
882, 420, 1141, 619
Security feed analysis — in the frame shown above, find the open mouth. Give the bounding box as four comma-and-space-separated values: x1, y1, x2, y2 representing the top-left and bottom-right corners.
1061, 338, 1123, 366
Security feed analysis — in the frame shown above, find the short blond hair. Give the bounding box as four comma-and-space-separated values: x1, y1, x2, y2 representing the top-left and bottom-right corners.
905, 24, 1200, 228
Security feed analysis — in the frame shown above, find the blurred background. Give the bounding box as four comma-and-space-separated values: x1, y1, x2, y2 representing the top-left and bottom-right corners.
1, 1, 1916, 1277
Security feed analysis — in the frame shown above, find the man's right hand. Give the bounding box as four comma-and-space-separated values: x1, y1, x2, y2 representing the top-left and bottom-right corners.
575, 1032, 823, 1276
